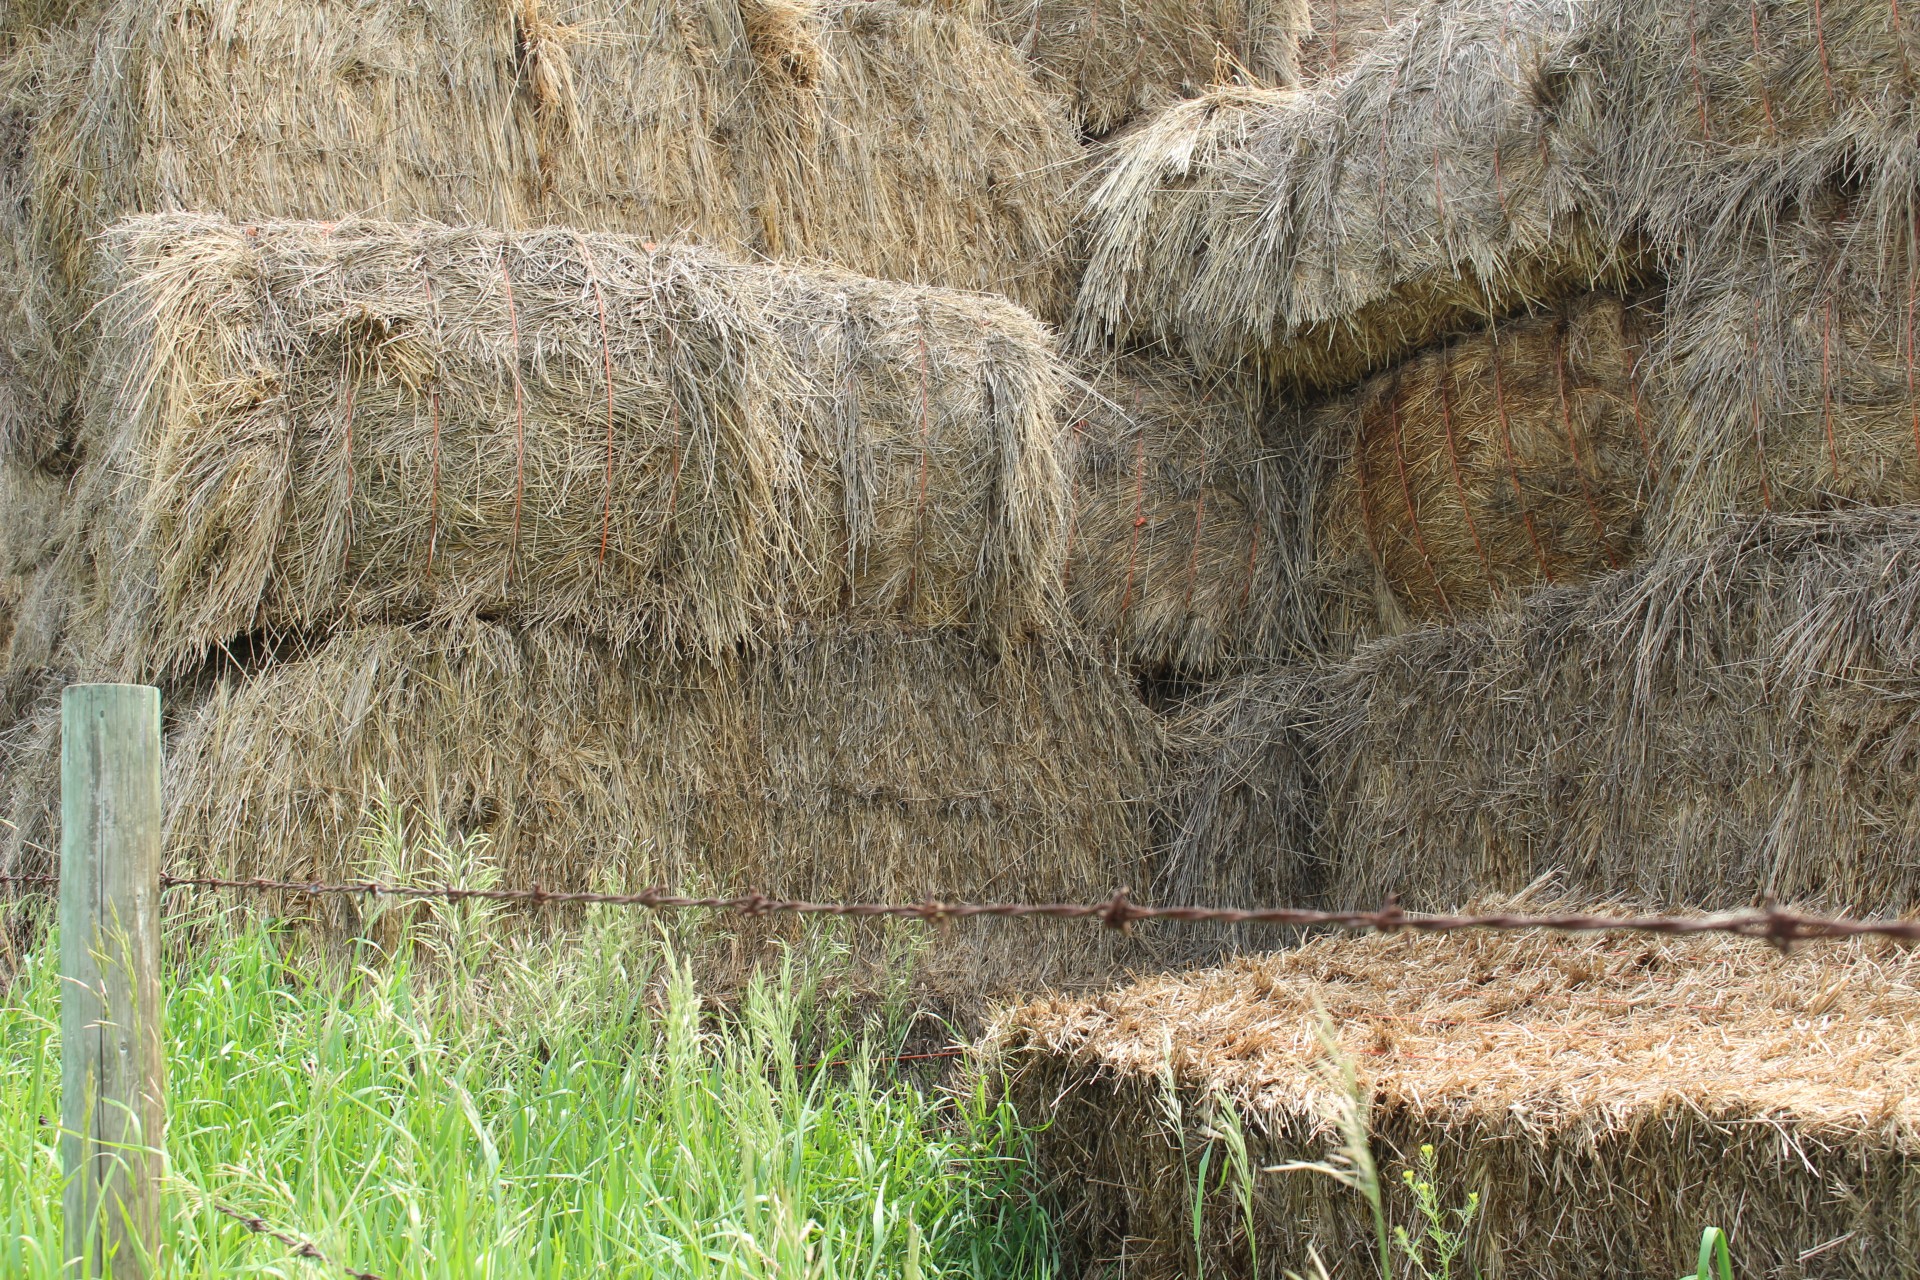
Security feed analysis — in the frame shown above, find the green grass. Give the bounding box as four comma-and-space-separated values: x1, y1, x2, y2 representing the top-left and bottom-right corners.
0, 899, 1055, 1279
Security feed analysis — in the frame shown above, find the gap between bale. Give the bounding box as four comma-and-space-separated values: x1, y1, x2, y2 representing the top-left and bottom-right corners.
1170, 508, 1920, 917
45, 215, 1069, 681
991, 922, 1920, 1279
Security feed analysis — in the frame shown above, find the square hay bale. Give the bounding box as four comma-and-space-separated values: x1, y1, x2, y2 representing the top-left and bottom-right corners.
1063, 356, 1322, 677
992, 925, 1920, 1279
0, 0, 1080, 463
950, 0, 1308, 136
1170, 508, 1920, 916
1312, 292, 1663, 638
1071, 0, 1631, 393
1293, 0, 1402, 80
1554, 0, 1920, 269
45, 215, 1068, 680
3, 618, 1170, 1002
1649, 200, 1920, 550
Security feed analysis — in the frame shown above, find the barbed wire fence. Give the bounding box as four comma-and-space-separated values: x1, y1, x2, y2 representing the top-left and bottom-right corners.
5, 870, 1919, 944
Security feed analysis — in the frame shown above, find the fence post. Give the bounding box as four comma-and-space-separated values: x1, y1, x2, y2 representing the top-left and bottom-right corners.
60, 683, 165, 1279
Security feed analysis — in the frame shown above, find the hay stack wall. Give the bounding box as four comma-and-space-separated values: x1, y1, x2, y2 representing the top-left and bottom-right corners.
1071, 0, 1627, 393
0, 0, 1081, 464
995, 927, 1920, 1280
4, 618, 1168, 1000
1173, 509, 1920, 916
37, 216, 1066, 682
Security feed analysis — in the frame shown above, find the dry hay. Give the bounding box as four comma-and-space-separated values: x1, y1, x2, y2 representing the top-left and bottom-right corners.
3, 619, 1168, 1001
946, 0, 1308, 136
991, 923, 1920, 1279
1170, 508, 1920, 917
0, 0, 1079, 462
1313, 293, 1662, 637
1649, 198, 1920, 550
1292, 0, 1402, 80
1071, 0, 1632, 394
46, 215, 1067, 681
1062, 356, 1320, 676
1553, 0, 1920, 271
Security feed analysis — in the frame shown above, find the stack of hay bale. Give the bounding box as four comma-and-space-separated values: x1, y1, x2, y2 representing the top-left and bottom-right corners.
990, 0, 1920, 1274
0, 0, 1320, 999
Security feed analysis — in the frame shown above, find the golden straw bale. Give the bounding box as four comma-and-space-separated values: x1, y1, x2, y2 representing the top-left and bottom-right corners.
1063, 357, 1319, 675
1171, 508, 1920, 917
993, 923, 1920, 1280
1650, 201, 1920, 550
1072, 0, 1633, 394
1315, 294, 1661, 635
54, 215, 1068, 680
3, 619, 1168, 1001
0, 0, 1079, 463
948, 0, 1308, 135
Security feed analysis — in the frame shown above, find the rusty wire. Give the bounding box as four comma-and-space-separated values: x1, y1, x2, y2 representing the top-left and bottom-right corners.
212, 1203, 383, 1280
2, 873, 1916, 944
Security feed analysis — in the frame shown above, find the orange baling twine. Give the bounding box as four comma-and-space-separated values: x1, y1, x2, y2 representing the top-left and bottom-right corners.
1751, 296, 1775, 510
1390, 397, 1454, 620
1063, 417, 1086, 591
421, 274, 444, 577
1812, 0, 1837, 109
1908, 211, 1920, 473
340, 352, 356, 572
1353, 412, 1387, 582
499, 248, 528, 578
1621, 329, 1659, 480
1436, 346, 1496, 598
1688, 0, 1712, 142
578, 239, 618, 568
1749, 0, 1777, 137
1183, 436, 1210, 612
1117, 430, 1149, 620
1554, 326, 1619, 570
904, 329, 933, 608
1821, 296, 1842, 487
1490, 326, 1554, 582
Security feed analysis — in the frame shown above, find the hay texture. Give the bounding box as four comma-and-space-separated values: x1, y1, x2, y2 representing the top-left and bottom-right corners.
1072, 0, 1625, 393
1649, 202, 1920, 550
951, 0, 1308, 135
1293, 0, 1401, 80
1555, 0, 1920, 269
993, 925, 1920, 1279
3, 619, 1165, 999
1313, 293, 1661, 636
48, 215, 1067, 680
1063, 358, 1319, 676
1171, 508, 1920, 917
0, 0, 1079, 462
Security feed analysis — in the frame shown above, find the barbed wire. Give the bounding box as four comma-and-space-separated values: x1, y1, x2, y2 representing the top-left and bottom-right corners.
3, 871, 1917, 944
212, 1203, 383, 1280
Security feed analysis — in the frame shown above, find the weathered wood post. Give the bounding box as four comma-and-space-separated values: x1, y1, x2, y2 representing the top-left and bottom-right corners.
60, 683, 164, 1278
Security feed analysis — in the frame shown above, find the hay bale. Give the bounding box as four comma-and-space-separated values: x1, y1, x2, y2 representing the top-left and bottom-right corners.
1555, 0, 1920, 269
1293, 0, 1401, 80
0, 0, 1079, 462
1171, 508, 1920, 915
1314, 293, 1662, 636
949, 0, 1308, 135
992, 925, 1920, 1280
1650, 201, 1920, 549
1072, 0, 1632, 393
3, 618, 1168, 1000
53, 215, 1068, 680
1063, 357, 1321, 676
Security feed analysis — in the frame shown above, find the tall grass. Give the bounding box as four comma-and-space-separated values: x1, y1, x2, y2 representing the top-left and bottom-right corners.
0, 886, 1054, 1279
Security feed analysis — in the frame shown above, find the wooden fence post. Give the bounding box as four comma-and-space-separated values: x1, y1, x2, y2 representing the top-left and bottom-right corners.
60, 683, 164, 1279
